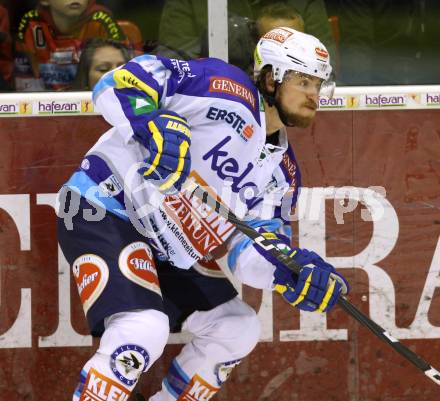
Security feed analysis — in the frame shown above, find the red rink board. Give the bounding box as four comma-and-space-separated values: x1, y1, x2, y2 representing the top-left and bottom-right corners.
0, 111, 439, 401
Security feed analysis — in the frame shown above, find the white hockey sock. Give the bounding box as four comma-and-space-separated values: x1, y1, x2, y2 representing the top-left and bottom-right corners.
73, 309, 169, 401
149, 297, 260, 401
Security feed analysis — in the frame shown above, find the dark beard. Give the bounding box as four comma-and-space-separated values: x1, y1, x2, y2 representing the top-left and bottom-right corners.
274, 93, 316, 128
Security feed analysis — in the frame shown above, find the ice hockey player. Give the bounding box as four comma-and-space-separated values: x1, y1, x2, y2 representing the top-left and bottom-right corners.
57, 27, 349, 401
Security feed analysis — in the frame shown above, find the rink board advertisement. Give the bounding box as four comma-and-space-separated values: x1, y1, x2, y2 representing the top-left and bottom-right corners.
0, 108, 439, 401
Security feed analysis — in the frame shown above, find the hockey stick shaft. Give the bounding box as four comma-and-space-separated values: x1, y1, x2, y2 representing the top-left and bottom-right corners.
189, 184, 440, 386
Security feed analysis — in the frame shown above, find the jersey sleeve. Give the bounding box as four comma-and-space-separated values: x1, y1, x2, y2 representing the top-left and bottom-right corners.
92, 54, 260, 144
92, 54, 170, 143
229, 144, 300, 289
247, 143, 301, 228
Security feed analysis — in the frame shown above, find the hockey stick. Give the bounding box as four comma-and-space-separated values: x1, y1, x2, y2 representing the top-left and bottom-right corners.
187, 183, 440, 386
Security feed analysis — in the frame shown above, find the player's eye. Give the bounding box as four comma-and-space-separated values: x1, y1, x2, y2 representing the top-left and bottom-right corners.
95, 64, 112, 73
299, 79, 309, 88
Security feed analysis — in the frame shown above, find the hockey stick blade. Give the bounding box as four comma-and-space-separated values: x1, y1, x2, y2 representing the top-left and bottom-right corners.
189, 184, 440, 386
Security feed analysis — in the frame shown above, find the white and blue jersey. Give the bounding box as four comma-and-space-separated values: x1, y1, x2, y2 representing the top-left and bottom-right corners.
64, 55, 301, 269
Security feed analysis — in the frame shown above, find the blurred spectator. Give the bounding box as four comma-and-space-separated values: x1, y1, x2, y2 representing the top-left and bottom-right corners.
337, 0, 440, 85
2, 0, 37, 34
157, 0, 254, 60
259, 0, 336, 68
97, 0, 164, 42
72, 37, 132, 90
0, 3, 13, 91
14, 0, 128, 91
157, 0, 336, 74
204, 14, 256, 73
256, 2, 305, 36
225, 2, 306, 74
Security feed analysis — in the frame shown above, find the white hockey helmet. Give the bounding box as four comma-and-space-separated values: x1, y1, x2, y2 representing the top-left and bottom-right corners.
254, 27, 334, 96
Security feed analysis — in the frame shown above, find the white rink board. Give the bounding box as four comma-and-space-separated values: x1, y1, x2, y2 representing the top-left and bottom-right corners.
0, 86, 440, 117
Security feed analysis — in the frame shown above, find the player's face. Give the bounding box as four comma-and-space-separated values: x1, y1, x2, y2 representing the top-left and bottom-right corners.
45, 0, 89, 18
88, 46, 126, 89
275, 71, 322, 128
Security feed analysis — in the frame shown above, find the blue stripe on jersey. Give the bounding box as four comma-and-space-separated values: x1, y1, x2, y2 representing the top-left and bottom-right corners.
65, 171, 128, 221
163, 378, 179, 399
163, 358, 191, 397
93, 55, 161, 103
131, 53, 157, 63
228, 218, 284, 271
82, 155, 126, 207
73, 369, 88, 398
92, 70, 116, 102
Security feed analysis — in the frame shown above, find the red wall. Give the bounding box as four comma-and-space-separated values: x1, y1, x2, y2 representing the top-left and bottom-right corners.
0, 111, 439, 401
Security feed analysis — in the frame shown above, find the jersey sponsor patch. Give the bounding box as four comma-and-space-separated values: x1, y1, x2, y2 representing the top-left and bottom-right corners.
110, 344, 150, 386
282, 153, 297, 183
177, 374, 219, 401
99, 174, 123, 197
128, 95, 156, 115
118, 242, 161, 296
72, 254, 109, 314
79, 367, 130, 401
281, 152, 298, 194
202, 136, 258, 198
206, 106, 254, 142
163, 172, 235, 258
214, 359, 242, 386
263, 27, 294, 43
209, 77, 256, 111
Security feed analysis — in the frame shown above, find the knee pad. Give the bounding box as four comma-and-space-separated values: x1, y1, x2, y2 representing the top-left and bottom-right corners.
184, 296, 261, 360
209, 297, 261, 358
73, 309, 169, 401
151, 299, 260, 400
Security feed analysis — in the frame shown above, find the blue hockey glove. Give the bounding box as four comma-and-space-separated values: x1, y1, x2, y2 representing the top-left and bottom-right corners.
134, 110, 191, 193
256, 232, 349, 313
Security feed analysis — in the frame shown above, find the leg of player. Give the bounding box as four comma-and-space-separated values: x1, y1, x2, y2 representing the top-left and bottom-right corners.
73, 308, 169, 401
149, 297, 260, 401
57, 192, 172, 401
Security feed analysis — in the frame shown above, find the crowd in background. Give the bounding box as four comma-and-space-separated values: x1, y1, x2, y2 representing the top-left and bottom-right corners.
0, 0, 439, 92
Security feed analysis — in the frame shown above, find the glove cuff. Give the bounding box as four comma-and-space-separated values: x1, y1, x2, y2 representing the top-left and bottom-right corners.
227, 218, 284, 271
